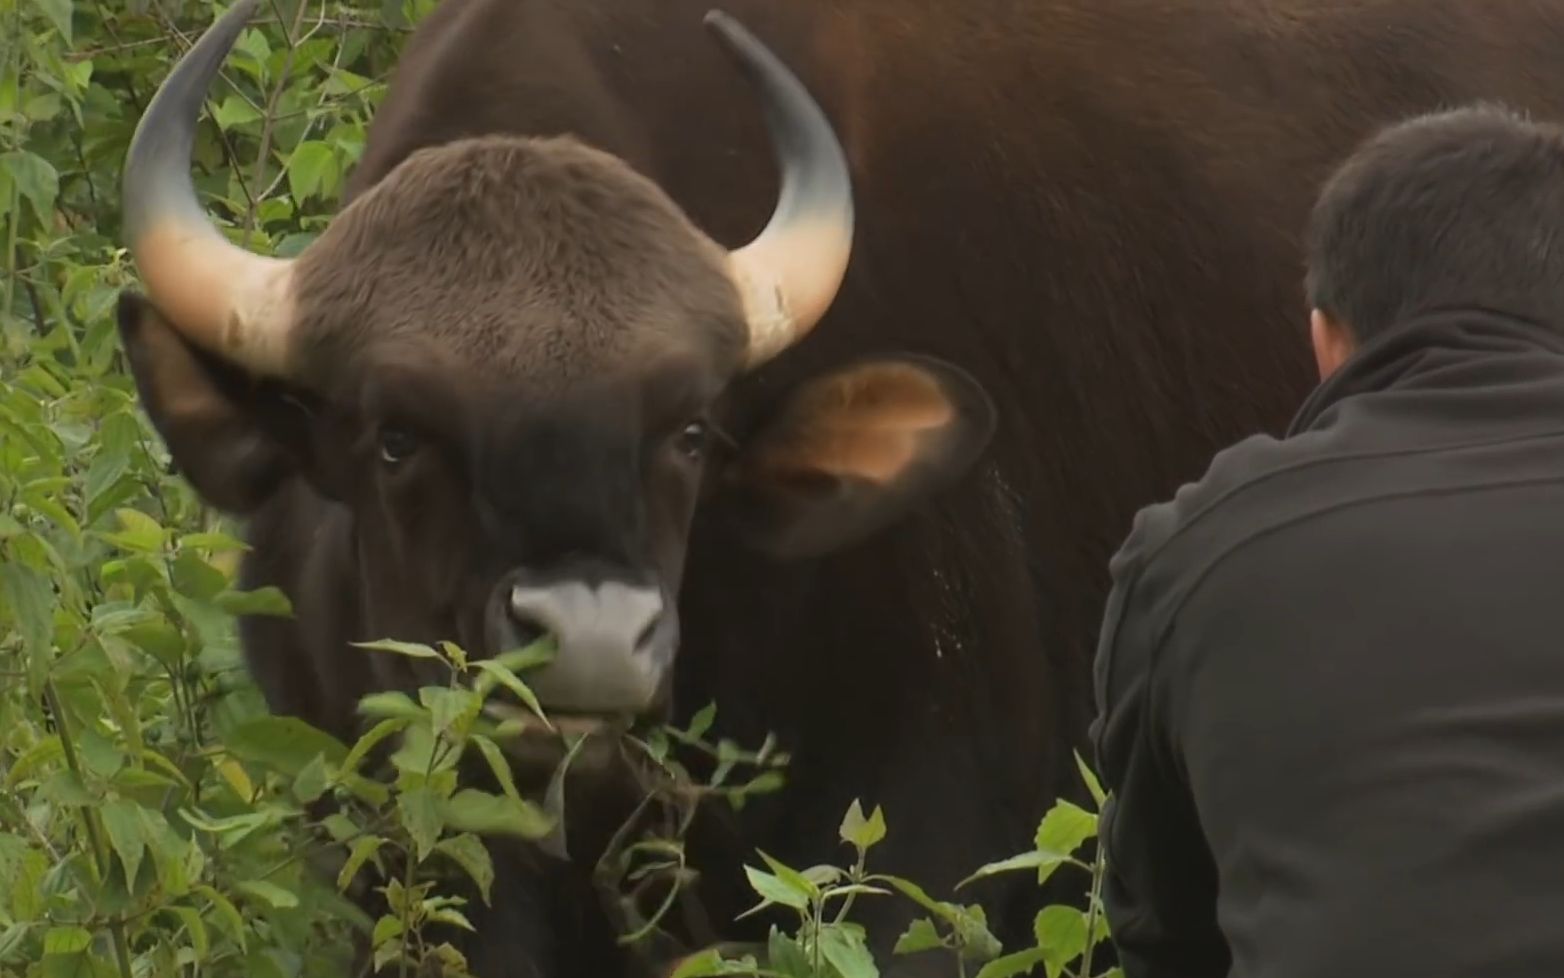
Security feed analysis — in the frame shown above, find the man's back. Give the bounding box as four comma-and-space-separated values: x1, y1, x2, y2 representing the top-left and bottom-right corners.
1095, 307, 1564, 976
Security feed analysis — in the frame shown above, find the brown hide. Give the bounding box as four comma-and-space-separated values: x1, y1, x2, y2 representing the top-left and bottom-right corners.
240, 0, 1564, 973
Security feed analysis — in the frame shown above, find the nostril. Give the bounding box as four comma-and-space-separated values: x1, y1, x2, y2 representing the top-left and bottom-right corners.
504, 604, 549, 650
634, 613, 661, 652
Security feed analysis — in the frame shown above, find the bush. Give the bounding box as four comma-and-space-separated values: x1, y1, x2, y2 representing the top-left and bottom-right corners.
0, 2, 1119, 975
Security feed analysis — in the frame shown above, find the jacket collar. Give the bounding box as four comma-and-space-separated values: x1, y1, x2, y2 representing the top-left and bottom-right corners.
1287, 305, 1564, 436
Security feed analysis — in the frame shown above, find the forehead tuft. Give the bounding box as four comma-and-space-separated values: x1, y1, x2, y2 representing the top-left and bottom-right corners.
290, 135, 745, 387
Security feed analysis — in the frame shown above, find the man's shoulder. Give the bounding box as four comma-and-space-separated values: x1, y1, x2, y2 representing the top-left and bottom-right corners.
1112, 428, 1320, 586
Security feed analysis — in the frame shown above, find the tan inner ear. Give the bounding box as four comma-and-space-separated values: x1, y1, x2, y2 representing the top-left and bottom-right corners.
749, 361, 956, 485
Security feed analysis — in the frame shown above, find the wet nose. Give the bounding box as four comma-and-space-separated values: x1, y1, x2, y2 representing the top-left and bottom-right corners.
504, 578, 670, 713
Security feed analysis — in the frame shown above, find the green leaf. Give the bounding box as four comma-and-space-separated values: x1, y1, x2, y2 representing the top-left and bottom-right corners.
471, 658, 549, 724
287, 140, 338, 203
223, 715, 348, 776
958, 850, 1068, 889
819, 925, 878, 978
195, 885, 247, 952
28, 0, 72, 43
686, 701, 717, 740
1074, 750, 1107, 809
421, 685, 481, 741
100, 798, 145, 887
435, 834, 494, 905
0, 562, 54, 690
973, 946, 1048, 978
170, 549, 228, 600
758, 849, 819, 903
893, 918, 946, 955
292, 752, 329, 803
213, 94, 262, 130
354, 638, 441, 659
1034, 906, 1089, 978
103, 508, 166, 552
0, 150, 57, 226
213, 585, 294, 617
337, 835, 384, 892
398, 786, 444, 862
1035, 801, 1099, 865
441, 788, 553, 839
839, 799, 887, 851
472, 733, 522, 802
340, 716, 412, 778
740, 865, 810, 913
41, 926, 91, 955
237, 879, 299, 910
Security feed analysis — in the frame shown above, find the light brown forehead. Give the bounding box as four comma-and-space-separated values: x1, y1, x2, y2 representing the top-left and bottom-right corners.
288, 133, 748, 390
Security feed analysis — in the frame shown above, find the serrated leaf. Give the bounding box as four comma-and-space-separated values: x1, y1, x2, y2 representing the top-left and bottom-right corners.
195, 885, 247, 952
1035, 801, 1098, 866
42, 925, 90, 954
1, 150, 58, 224
421, 685, 481, 741
740, 865, 809, 913
973, 946, 1048, 978
168, 905, 210, 960
100, 799, 145, 887
28, 0, 72, 43
213, 585, 293, 617
471, 734, 521, 802
958, 850, 1067, 889
893, 917, 945, 955
104, 508, 165, 552
292, 752, 328, 803
1074, 750, 1107, 808
471, 658, 550, 726
213, 94, 261, 130
398, 786, 444, 862
287, 140, 338, 203
1034, 905, 1089, 978
819, 925, 878, 978
354, 638, 440, 659
839, 799, 887, 851
434, 834, 494, 904
686, 701, 717, 741
441, 788, 552, 839
170, 549, 228, 600
223, 715, 348, 776
236, 879, 299, 910
0, 562, 53, 691
337, 835, 384, 891
340, 716, 411, 779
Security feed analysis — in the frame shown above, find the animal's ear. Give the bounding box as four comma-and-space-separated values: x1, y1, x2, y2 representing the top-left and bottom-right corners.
718, 354, 996, 559
116, 290, 321, 514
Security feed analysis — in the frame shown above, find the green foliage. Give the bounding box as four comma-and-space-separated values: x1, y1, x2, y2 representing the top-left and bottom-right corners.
2, 1, 1124, 975
673, 755, 1118, 978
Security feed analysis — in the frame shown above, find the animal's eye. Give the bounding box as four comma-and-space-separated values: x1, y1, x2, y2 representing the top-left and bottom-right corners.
674, 419, 709, 459
378, 425, 419, 464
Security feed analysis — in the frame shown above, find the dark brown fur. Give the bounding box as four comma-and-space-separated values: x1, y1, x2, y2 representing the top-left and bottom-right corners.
121, 0, 1564, 975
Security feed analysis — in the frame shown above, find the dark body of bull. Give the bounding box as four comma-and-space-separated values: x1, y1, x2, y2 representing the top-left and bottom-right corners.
137, 0, 1564, 975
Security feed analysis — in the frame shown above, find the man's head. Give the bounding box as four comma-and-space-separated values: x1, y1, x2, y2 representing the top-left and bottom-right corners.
1305, 103, 1564, 378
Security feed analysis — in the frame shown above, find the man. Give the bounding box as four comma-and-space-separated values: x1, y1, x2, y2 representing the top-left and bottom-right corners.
1091, 102, 1564, 978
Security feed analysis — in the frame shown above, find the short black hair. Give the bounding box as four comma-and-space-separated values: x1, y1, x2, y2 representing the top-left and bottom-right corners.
1305, 103, 1564, 342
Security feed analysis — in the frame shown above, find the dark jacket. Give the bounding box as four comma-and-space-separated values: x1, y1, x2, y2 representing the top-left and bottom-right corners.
1091, 308, 1564, 978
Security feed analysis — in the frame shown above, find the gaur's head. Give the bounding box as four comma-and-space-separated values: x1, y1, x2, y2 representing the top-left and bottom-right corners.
117, 0, 996, 719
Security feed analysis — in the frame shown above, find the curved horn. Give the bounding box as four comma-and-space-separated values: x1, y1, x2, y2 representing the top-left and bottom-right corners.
704, 11, 855, 368
122, 0, 296, 377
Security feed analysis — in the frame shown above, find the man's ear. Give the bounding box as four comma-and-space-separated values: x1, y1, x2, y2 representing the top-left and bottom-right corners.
716, 354, 997, 559
117, 290, 324, 514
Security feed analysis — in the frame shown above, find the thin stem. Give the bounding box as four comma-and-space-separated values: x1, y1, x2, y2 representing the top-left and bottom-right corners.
1075, 845, 1108, 978
44, 681, 135, 978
